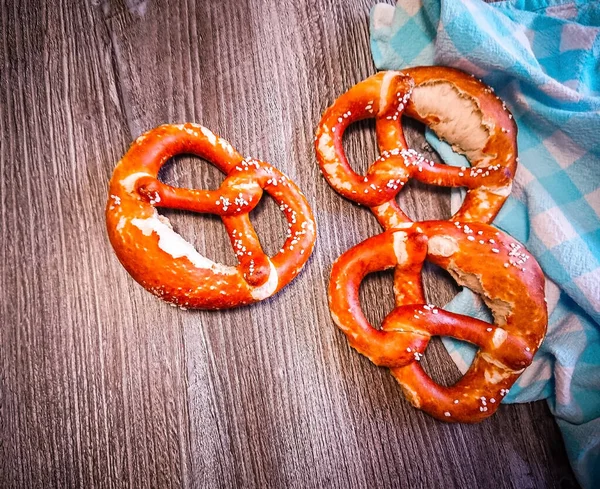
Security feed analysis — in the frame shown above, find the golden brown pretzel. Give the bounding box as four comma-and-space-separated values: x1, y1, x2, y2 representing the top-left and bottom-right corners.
106, 123, 316, 309
315, 67, 518, 228
317, 68, 547, 422
328, 221, 547, 422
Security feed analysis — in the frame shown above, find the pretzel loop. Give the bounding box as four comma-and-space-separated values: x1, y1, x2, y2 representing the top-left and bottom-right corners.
106, 123, 316, 309
328, 229, 428, 366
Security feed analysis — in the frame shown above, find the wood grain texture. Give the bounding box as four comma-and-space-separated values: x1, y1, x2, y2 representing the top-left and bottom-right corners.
0, 0, 578, 488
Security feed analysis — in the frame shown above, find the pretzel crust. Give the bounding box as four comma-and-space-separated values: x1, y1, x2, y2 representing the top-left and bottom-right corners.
315, 67, 518, 227
106, 124, 316, 309
329, 221, 547, 423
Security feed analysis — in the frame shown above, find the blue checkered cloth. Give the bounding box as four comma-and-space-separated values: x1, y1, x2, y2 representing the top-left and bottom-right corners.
370, 1, 600, 487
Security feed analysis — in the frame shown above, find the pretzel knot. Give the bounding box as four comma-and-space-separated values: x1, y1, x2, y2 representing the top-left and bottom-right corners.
315, 67, 518, 227
106, 123, 316, 309
328, 221, 547, 423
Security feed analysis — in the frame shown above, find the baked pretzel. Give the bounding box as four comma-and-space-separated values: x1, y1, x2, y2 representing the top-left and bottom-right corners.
329, 221, 547, 422
106, 123, 316, 309
317, 68, 547, 423
315, 67, 517, 228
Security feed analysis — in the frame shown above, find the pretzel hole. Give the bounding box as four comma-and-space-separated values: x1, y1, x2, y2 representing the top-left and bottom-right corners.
248, 193, 288, 257
418, 339, 463, 387
155, 209, 238, 266
398, 180, 453, 222
446, 264, 511, 327
158, 154, 227, 190
421, 262, 459, 306
358, 269, 395, 331
342, 119, 379, 175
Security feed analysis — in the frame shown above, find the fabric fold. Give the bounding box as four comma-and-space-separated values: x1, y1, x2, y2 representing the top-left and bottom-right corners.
370, 1, 600, 487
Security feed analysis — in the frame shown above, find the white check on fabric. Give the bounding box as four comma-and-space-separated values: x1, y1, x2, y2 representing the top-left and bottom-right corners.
370, 1, 600, 487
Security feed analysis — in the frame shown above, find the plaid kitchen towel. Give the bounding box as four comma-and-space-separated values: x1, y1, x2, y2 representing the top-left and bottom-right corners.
370, 0, 600, 486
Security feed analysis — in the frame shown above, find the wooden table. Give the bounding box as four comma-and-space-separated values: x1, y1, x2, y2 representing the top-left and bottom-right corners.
1, 1, 579, 487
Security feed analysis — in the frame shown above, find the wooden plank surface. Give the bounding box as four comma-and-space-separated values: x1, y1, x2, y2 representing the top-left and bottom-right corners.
0, 0, 578, 487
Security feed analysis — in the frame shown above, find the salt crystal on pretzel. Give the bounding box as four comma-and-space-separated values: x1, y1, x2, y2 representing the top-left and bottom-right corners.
106, 123, 316, 309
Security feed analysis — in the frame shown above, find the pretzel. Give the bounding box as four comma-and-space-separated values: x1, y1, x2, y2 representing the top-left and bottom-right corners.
317, 68, 547, 422
315, 67, 518, 228
106, 123, 316, 309
329, 221, 547, 422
